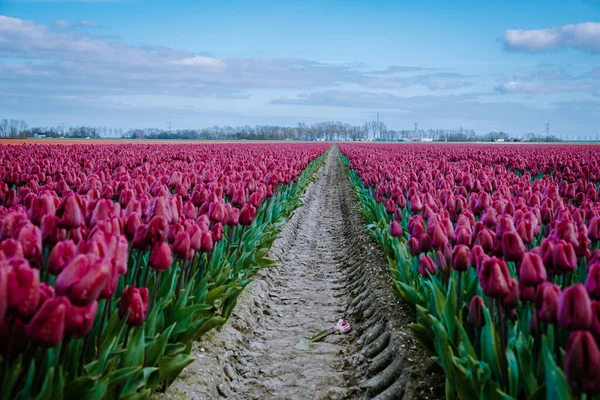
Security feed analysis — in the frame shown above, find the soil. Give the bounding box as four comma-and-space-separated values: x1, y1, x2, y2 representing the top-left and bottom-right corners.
154, 147, 445, 400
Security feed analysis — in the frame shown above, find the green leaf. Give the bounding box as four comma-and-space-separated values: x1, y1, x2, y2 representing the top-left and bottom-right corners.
158, 354, 195, 387
480, 304, 502, 380
121, 327, 145, 368
542, 339, 574, 400
408, 323, 436, 354
145, 324, 175, 368
506, 348, 519, 399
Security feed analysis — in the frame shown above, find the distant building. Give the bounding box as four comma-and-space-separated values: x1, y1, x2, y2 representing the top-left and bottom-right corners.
33, 134, 47, 138
496, 138, 505, 142
421, 138, 433, 142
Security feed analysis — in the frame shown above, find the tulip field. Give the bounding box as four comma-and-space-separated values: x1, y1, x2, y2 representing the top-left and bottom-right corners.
340, 143, 600, 399
0, 142, 328, 399
3, 141, 600, 399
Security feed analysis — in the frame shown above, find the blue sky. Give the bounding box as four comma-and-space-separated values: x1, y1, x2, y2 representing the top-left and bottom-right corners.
1, 0, 599, 137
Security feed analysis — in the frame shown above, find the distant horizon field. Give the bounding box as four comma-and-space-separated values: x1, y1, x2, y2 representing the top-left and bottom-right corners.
0, 138, 599, 145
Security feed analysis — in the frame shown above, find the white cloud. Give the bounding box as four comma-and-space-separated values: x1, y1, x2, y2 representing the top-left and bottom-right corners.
173, 56, 225, 68
504, 22, 600, 54
54, 20, 71, 29
495, 81, 594, 94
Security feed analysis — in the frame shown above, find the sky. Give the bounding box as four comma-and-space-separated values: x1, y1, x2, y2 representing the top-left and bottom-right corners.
0, 0, 599, 137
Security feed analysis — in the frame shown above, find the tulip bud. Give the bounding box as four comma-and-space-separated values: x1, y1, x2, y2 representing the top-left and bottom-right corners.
65, 300, 98, 338
0, 267, 8, 323
56, 193, 83, 229
231, 187, 247, 208
431, 224, 448, 250
6, 258, 40, 318
589, 217, 600, 241
536, 282, 561, 324
200, 230, 214, 253
502, 278, 519, 311
557, 284, 592, 331
0, 238, 24, 259
239, 203, 256, 226
502, 231, 526, 263
479, 257, 511, 299
452, 245, 470, 272
40, 214, 66, 246
55, 254, 110, 306
389, 220, 403, 237
119, 286, 149, 326
585, 264, 600, 300
470, 245, 486, 270
519, 252, 547, 287
47, 240, 77, 275
468, 296, 485, 328
564, 331, 600, 395
591, 301, 600, 343
173, 231, 191, 258
209, 201, 225, 223
419, 256, 436, 277
125, 213, 142, 240
408, 237, 420, 257
25, 296, 68, 348
212, 222, 224, 242
553, 240, 577, 272
418, 234, 431, 254
149, 242, 172, 271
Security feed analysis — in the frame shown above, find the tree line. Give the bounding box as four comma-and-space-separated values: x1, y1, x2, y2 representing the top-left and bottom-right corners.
0, 118, 564, 142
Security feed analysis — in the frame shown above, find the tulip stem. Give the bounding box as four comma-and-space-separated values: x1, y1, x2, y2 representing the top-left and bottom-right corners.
0, 316, 15, 397
151, 272, 162, 311
234, 226, 247, 273
131, 250, 142, 286
456, 272, 462, 318
175, 258, 187, 297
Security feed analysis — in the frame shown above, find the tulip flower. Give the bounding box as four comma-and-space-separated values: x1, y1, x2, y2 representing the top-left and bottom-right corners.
408, 237, 420, 257
468, 296, 485, 328
431, 224, 448, 249
55, 254, 110, 306
56, 193, 83, 229
589, 216, 600, 241
586, 264, 600, 300
502, 278, 519, 311
212, 222, 224, 242
25, 296, 68, 348
47, 240, 77, 275
564, 330, 600, 395
452, 245, 470, 272
536, 282, 561, 324
591, 301, 600, 343
389, 220, 403, 237
173, 231, 191, 258
0, 266, 8, 323
6, 257, 40, 318
502, 231, 526, 263
0, 238, 24, 259
385, 198, 397, 214
557, 284, 592, 330
149, 242, 172, 271
37, 282, 55, 310
519, 252, 547, 287
144, 216, 169, 245
479, 257, 511, 299
119, 286, 149, 326
231, 187, 247, 208
239, 203, 256, 226
64, 299, 98, 338
419, 256, 436, 277
552, 240, 577, 272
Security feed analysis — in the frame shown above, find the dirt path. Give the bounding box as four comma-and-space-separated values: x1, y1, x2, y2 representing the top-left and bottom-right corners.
155, 147, 443, 400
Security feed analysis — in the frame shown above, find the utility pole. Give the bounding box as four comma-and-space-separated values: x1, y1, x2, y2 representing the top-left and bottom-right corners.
376, 113, 380, 140
545, 123, 550, 138
414, 122, 418, 140
167, 122, 172, 132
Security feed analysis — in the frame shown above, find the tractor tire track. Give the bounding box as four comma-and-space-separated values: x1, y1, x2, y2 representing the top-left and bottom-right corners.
155, 147, 443, 400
